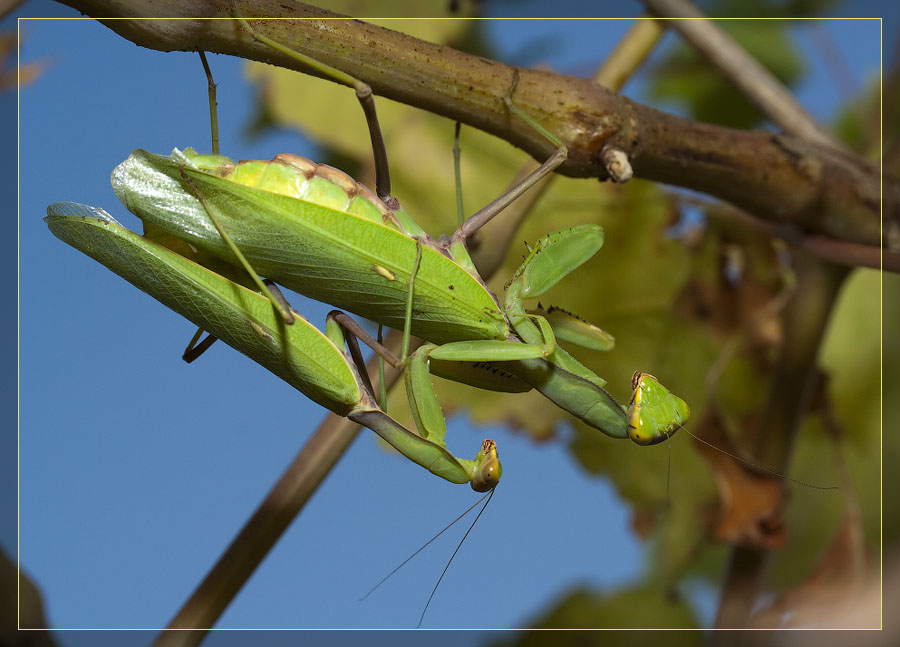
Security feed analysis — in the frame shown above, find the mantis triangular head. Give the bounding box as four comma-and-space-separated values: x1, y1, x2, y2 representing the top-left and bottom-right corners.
470, 439, 501, 492
626, 372, 690, 445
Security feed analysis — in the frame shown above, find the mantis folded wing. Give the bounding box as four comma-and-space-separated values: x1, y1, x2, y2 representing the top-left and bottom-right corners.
45, 202, 500, 491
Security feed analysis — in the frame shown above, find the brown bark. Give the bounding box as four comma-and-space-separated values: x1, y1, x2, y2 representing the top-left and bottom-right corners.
56, 0, 891, 249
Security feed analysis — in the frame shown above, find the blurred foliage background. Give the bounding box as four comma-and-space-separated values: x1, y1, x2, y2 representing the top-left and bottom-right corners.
235, 0, 889, 634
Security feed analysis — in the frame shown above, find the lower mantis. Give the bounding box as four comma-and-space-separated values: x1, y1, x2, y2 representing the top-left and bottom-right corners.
47, 15, 690, 488
45, 202, 501, 490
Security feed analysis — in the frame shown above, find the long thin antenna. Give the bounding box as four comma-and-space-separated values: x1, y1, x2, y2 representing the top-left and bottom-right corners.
679, 425, 838, 491
359, 491, 491, 602
417, 488, 495, 628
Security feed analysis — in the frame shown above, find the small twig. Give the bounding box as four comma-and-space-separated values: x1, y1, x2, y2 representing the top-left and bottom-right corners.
672, 192, 899, 273
599, 144, 633, 182
802, 235, 899, 273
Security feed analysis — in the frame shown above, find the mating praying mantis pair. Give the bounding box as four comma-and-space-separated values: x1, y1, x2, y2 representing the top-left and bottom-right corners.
45, 15, 690, 491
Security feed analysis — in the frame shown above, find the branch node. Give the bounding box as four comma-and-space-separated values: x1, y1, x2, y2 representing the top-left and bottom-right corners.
600, 145, 633, 183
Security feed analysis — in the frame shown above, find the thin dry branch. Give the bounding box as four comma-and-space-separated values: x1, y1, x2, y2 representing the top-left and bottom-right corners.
57, 0, 890, 250
642, 0, 844, 150
674, 193, 899, 273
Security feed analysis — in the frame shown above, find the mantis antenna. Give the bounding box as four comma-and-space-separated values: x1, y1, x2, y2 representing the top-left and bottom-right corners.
358, 488, 496, 627
676, 424, 839, 491
416, 488, 496, 628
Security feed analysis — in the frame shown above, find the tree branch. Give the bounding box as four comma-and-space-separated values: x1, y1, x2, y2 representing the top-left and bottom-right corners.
57, 0, 890, 250
675, 193, 900, 273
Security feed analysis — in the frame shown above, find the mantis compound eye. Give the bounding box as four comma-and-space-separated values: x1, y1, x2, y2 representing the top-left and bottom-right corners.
471, 439, 502, 492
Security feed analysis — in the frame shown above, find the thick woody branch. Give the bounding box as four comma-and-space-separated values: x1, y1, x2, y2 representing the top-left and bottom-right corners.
58, 0, 890, 248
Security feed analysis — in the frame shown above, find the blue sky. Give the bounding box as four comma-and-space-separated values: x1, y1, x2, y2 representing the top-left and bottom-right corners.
7, 2, 888, 645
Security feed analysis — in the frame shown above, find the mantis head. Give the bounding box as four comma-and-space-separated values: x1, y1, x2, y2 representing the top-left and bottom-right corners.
626, 372, 690, 446
470, 439, 502, 492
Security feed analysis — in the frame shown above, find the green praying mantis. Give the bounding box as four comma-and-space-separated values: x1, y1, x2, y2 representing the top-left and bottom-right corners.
45, 15, 689, 490
45, 202, 501, 490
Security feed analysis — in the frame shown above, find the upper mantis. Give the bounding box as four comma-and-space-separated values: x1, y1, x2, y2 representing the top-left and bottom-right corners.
46, 15, 689, 489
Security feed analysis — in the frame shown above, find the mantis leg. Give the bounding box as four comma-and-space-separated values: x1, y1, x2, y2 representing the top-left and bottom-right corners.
184, 278, 295, 366
322, 309, 501, 491
325, 310, 403, 402
182, 327, 217, 363
199, 51, 220, 157
401, 240, 423, 363
182, 51, 224, 362
454, 70, 569, 243
234, 13, 393, 205
178, 168, 294, 325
